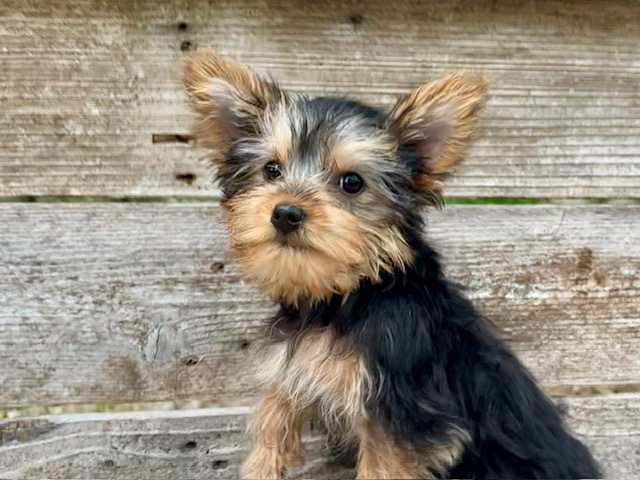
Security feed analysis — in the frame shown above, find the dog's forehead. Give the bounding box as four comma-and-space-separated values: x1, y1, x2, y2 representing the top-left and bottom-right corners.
295, 96, 386, 132
261, 96, 394, 176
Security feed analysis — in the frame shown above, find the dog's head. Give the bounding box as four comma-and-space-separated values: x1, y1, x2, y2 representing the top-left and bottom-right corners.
184, 50, 487, 306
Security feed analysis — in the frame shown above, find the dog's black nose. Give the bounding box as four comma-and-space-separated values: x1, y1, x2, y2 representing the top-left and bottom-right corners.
271, 204, 305, 234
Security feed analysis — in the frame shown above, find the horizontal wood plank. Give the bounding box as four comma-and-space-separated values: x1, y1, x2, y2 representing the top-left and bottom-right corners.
2, 0, 640, 197
1, 203, 639, 408
1, 395, 639, 478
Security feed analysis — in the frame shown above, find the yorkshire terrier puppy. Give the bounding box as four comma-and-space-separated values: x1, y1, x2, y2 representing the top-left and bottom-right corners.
183, 50, 602, 479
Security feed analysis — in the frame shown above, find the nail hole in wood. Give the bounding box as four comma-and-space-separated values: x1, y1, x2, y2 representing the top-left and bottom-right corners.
152, 134, 191, 144
102, 459, 115, 468
212, 460, 229, 470
240, 340, 250, 350
349, 14, 364, 26
210, 262, 225, 272
182, 355, 202, 366
175, 173, 196, 185
184, 440, 197, 450
181, 40, 193, 51
178, 21, 188, 31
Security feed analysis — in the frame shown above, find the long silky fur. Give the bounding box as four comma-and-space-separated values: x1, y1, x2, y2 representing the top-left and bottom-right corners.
183, 49, 602, 479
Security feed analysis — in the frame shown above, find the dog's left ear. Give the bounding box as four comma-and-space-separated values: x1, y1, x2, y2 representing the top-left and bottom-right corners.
388, 72, 488, 191
183, 49, 285, 160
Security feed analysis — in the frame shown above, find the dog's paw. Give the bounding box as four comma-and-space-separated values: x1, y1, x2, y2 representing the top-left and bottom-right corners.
240, 445, 299, 480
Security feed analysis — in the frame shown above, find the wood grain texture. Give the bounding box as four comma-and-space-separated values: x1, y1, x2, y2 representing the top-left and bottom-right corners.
2, 0, 640, 197
1, 203, 639, 408
2, 395, 639, 478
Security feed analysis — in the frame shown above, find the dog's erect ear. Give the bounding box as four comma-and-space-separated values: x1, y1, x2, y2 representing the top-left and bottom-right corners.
388, 72, 488, 192
183, 50, 285, 159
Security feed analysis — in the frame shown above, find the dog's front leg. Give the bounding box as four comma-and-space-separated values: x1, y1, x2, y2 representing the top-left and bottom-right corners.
355, 421, 423, 480
240, 387, 302, 480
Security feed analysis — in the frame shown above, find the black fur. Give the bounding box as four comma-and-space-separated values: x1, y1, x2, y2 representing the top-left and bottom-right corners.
269, 233, 602, 479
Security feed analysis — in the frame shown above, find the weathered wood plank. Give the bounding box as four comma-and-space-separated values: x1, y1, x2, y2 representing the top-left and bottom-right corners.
1, 395, 639, 478
1, 203, 639, 408
2, 0, 640, 197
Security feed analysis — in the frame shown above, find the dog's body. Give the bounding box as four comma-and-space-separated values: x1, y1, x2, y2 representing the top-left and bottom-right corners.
183, 51, 601, 479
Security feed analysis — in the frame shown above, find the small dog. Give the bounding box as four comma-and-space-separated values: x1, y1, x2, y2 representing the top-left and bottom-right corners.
183, 50, 602, 479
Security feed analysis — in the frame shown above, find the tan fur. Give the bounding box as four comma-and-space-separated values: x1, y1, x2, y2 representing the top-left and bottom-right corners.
225, 183, 412, 305
262, 105, 295, 165
328, 122, 397, 174
182, 49, 285, 163
356, 422, 468, 479
258, 329, 370, 434
389, 72, 488, 191
242, 328, 368, 479
356, 422, 422, 479
241, 389, 303, 479
421, 430, 469, 477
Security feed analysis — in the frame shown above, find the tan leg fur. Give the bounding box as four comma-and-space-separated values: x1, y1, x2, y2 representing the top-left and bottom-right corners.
356, 422, 423, 479
240, 389, 303, 480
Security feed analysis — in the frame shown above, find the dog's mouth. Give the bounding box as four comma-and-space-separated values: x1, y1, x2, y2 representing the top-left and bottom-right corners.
273, 230, 311, 250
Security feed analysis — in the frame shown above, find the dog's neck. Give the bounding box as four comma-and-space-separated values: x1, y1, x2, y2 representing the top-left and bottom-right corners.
266, 236, 450, 341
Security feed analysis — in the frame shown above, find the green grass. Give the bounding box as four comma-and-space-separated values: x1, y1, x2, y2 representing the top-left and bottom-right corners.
4, 383, 639, 420
443, 197, 539, 205
0, 195, 220, 203
0, 400, 250, 420
1, 195, 633, 205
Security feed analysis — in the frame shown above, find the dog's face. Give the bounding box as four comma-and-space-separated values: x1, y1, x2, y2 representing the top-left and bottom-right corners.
184, 51, 487, 305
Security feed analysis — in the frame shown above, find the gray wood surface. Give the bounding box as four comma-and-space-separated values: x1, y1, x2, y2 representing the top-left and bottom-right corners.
2, 0, 639, 198
2, 203, 639, 408
2, 395, 639, 479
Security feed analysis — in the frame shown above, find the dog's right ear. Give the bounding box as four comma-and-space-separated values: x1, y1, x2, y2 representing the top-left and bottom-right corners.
183, 50, 285, 159
387, 72, 488, 193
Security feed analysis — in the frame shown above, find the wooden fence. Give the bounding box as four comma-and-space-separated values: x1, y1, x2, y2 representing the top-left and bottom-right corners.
1, 0, 639, 478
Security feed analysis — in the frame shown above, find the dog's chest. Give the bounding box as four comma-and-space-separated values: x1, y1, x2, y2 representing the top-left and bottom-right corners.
257, 329, 368, 423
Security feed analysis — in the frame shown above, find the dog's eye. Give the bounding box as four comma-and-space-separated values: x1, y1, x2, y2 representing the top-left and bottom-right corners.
264, 162, 282, 181
340, 172, 365, 194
